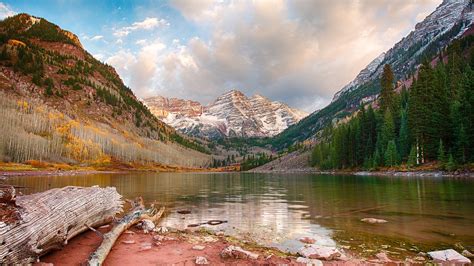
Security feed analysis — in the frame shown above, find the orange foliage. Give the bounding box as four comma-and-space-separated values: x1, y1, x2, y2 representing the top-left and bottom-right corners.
26, 160, 49, 169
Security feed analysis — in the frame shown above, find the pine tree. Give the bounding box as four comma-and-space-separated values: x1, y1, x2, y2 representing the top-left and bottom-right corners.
380, 64, 396, 113
384, 140, 399, 167
407, 145, 417, 168
437, 139, 446, 169
398, 108, 409, 160
446, 153, 456, 172
381, 110, 395, 150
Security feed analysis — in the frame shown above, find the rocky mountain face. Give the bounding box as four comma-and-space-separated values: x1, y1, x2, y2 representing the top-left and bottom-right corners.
0, 13, 210, 167
144, 90, 307, 139
271, 0, 474, 149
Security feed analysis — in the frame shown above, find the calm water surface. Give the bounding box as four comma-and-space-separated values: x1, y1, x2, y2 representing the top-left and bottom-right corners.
5, 172, 474, 255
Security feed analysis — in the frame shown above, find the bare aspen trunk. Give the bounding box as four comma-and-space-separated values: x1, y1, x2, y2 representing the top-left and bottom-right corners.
0, 186, 123, 264
88, 198, 164, 265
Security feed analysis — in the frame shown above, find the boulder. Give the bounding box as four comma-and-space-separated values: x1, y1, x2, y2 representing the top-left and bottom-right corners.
428, 249, 471, 264
361, 218, 388, 224
220, 245, 259, 260
296, 257, 323, 265
298, 246, 342, 260
195, 256, 209, 265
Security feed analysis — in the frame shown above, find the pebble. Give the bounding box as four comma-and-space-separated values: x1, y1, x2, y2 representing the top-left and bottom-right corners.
296, 257, 323, 265
375, 252, 391, 262
195, 256, 209, 265
141, 219, 155, 233
298, 246, 343, 260
360, 218, 388, 224
220, 245, 259, 260
192, 245, 206, 251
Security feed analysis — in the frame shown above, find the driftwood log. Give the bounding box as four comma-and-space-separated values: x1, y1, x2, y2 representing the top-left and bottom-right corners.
88, 198, 165, 265
0, 186, 123, 264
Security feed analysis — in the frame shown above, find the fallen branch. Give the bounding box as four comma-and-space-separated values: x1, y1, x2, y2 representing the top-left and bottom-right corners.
0, 186, 123, 264
87, 197, 165, 266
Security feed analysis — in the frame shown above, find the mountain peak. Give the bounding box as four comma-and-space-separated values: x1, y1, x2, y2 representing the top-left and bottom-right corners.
1, 13, 83, 48
144, 91, 307, 139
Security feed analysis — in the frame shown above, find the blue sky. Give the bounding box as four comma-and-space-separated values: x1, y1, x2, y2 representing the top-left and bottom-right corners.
0, 0, 441, 112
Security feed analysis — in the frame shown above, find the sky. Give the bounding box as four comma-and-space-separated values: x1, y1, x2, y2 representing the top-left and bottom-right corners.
0, 0, 441, 112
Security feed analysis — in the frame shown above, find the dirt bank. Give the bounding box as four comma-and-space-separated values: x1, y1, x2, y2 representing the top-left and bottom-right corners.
38, 226, 299, 265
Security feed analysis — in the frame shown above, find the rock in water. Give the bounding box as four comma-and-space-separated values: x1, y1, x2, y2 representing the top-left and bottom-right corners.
195, 256, 209, 265
299, 237, 316, 244
220, 245, 259, 260
296, 257, 323, 265
361, 218, 388, 224
428, 249, 471, 264
298, 246, 343, 260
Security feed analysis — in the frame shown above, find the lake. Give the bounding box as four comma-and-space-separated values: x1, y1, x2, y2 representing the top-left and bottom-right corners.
4, 172, 474, 257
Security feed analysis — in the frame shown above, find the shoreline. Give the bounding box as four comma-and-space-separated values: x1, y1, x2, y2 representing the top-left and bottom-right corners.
249, 168, 474, 178
37, 222, 466, 265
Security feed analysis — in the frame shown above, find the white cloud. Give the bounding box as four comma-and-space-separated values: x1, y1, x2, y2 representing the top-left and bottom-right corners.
107, 39, 166, 97
113, 17, 169, 37
90, 35, 104, 41
0, 2, 15, 19
107, 0, 441, 112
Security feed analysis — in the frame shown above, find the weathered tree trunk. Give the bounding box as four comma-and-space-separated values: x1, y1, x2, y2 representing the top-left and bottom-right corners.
0, 186, 123, 264
88, 198, 165, 265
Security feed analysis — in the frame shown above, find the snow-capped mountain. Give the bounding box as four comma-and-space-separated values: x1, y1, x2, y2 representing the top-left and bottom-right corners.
143, 90, 307, 139
333, 0, 474, 101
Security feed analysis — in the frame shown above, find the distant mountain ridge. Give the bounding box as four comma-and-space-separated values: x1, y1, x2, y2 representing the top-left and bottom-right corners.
144, 90, 307, 139
270, 0, 474, 149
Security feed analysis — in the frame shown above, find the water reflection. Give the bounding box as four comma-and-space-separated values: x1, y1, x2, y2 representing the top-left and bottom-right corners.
4, 172, 474, 252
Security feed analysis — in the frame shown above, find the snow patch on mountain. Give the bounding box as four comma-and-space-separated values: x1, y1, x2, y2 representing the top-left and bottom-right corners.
144, 90, 308, 139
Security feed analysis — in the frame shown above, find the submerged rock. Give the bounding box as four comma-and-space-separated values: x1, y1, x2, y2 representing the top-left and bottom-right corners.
428, 249, 471, 264
296, 257, 323, 265
195, 256, 209, 265
298, 246, 343, 260
299, 237, 316, 244
361, 218, 388, 224
220, 245, 259, 260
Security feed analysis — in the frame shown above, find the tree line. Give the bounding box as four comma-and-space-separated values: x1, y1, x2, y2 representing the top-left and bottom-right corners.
311, 36, 474, 171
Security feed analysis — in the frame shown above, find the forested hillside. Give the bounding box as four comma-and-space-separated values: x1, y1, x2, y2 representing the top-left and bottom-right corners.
269, 0, 473, 150
0, 14, 210, 167
311, 35, 474, 170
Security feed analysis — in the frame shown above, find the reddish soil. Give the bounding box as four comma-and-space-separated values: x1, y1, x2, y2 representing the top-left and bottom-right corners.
39, 226, 298, 265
